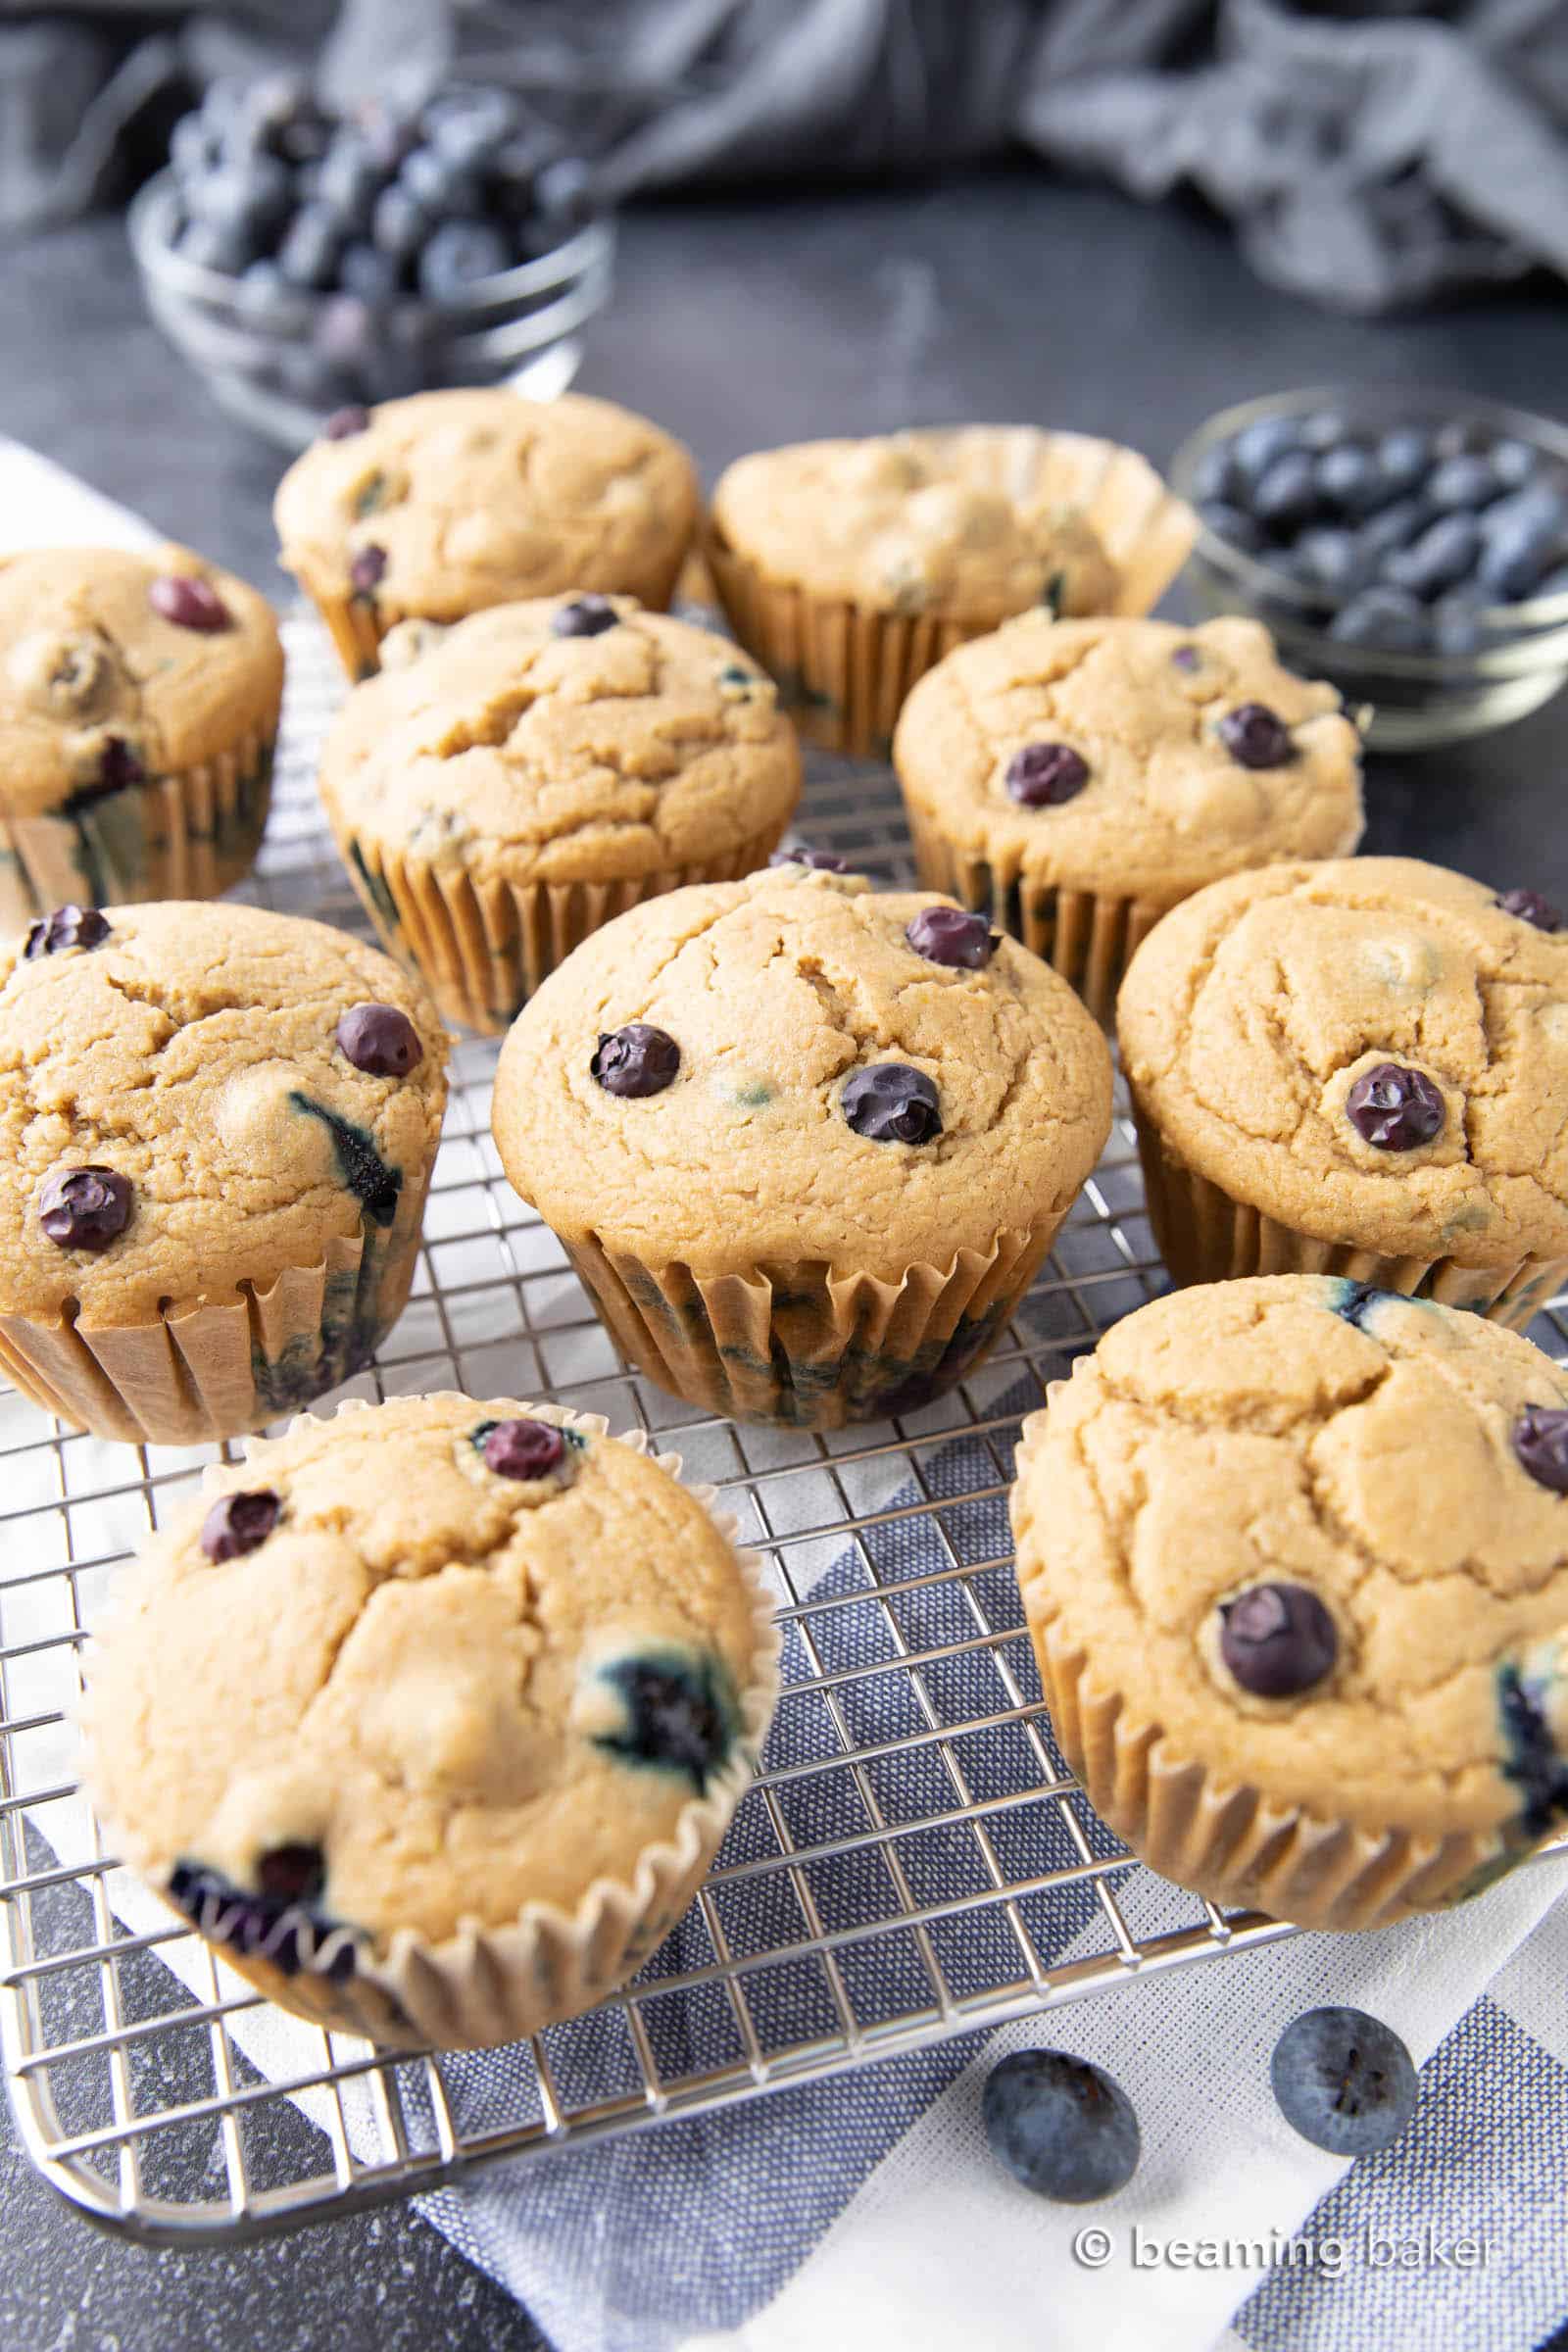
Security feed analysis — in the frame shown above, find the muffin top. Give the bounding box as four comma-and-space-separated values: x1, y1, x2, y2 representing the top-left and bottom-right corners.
1118, 857, 1568, 1268
709, 428, 1121, 622
82, 1394, 773, 1957
1012, 1275, 1568, 1846
273, 390, 699, 622
0, 899, 448, 1327
893, 614, 1363, 901
0, 546, 283, 818
318, 597, 801, 885
494, 865, 1113, 1280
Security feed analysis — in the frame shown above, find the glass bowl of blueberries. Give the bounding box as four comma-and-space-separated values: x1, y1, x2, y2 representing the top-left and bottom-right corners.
1172, 386, 1568, 750
127, 75, 614, 451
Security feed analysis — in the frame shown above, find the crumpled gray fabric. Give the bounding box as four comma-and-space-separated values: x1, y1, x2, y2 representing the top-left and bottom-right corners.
4, 0, 1567, 314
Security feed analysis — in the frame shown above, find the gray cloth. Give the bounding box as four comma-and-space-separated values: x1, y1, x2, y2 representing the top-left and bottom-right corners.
4, 0, 1568, 313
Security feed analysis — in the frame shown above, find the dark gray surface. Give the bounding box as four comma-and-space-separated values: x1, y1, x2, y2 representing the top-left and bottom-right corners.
1, 167, 1566, 2352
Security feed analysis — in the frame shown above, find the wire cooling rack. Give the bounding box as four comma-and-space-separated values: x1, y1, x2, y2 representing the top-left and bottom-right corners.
3, 612, 1565, 2248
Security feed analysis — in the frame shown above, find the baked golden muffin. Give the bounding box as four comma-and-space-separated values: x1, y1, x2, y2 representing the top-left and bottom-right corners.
492, 863, 1113, 1427
273, 389, 700, 678
318, 595, 802, 1032
81, 1393, 779, 2048
0, 900, 448, 1444
1012, 1276, 1568, 1931
705, 424, 1196, 755
0, 545, 283, 930
893, 613, 1364, 1021
1118, 857, 1568, 1328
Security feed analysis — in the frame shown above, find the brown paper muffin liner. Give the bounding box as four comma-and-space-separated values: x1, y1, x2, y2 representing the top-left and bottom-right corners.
1031, 1610, 1532, 1933
0, 728, 275, 937
904, 809, 1168, 1026
560, 1220, 1065, 1430
0, 1190, 430, 1447
334, 821, 793, 1035
1131, 1099, 1568, 1333
704, 430, 1198, 758
86, 1404, 781, 2050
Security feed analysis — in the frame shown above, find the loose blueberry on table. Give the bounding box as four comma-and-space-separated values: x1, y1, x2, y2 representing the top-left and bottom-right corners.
166, 75, 596, 406
983, 2050, 1141, 2201
1195, 406, 1568, 654
1270, 2007, 1417, 2156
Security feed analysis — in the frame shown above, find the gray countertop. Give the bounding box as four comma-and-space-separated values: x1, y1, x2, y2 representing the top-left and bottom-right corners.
2, 167, 1566, 2352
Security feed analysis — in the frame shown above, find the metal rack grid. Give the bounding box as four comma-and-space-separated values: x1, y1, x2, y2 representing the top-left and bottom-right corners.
2, 612, 1564, 2247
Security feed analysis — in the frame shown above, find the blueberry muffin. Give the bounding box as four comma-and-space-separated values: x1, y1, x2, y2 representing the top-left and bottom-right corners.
0, 545, 283, 931
893, 614, 1363, 1022
273, 389, 700, 679
705, 424, 1196, 755
318, 595, 802, 1031
1012, 1276, 1568, 1931
0, 900, 447, 1445
81, 1393, 779, 2047
1118, 857, 1568, 1327
493, 863, 1113, 1427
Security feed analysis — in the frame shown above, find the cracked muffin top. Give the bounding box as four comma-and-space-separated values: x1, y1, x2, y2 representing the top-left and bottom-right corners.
1012, 1275, 1568, 1848
318, 597, 802, 885
1118, 857, 1568, 1268
0, 546, 284, 816
273, 390, 699, 625
493, 865, 1113, 1278
0, 900, 448, 1326
709, 428, 1121, 622
82, 1394, 775, 1954
894, 613, 1363, 902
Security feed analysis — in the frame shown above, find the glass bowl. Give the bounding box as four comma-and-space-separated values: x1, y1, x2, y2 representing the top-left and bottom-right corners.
1171, 386, 1568, 751
127, 169, 615, 452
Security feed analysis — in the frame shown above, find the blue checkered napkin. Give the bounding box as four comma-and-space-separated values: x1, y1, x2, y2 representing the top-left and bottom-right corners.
409, 1386, 1568, 2352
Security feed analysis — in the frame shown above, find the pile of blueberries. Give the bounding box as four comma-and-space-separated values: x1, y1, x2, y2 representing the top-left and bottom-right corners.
1195, 409, 1568, 658
166, 75, 592, 403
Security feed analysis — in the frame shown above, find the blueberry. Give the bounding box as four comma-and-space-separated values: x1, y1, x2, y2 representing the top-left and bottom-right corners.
1382, 514, 1481, 600
982, 2051, 1140, 2202
1433, 418, 1485, 461
371, 183, 426, 267
96, 737, 144, 794
317, 133, 384, 232
487, 134, 547, 217
276, 201, 346, 290
1299, 407, 1350, 454
1328, 587, 1432, 653
150, 574, 232, 632
1199, 500, 1266, 557
336, 1002, 422, 1076
1346, 1062, 1446, 1150
1374, 426, 1433, 499
323, 403, 370, 440
1192, 441, 1242, 505
421, 86, 517, 168
1315, 443, 1386, 518
1427, 453, 1504, 514
768, 845, 853, 872
906, 906, 998, 969
237, 258, 305, 326
1271, 2008, 1417, 2157
1491, 436, 1541, 490
534, 156, 596, 224
841, 1064, 941, 1145
1218, 1582, 1338, 1697
1231, 415, 1301, 489
355, 100, 420, 175
591, 1652, 737, 1791
201, 1489, 282, 1562
24, 905, 110, 959
1217, 703, 1292, 768
1005, 742, 1089, 807
1512, 1405, 1568, 1494
1296, 527, 1371, 598
553, 594, 618, 638
399, 143, 482, 217
38, 1165, 132, 1252
1497, 1660, 1568, 1833
338, 242, 402, 303
177, 213, 258, 276
1432, 594, 1485, 657
1359, 496, 1435, 561
1477, 513, 1563, 602
591, 1023, 680, 1098
1496, 886, 1563, 932
1253, 450, 1319, 533
481, 1417, 567, 1481
193, 156, 293, 240
349, 545, 387, 594
417, 220, 512, 300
